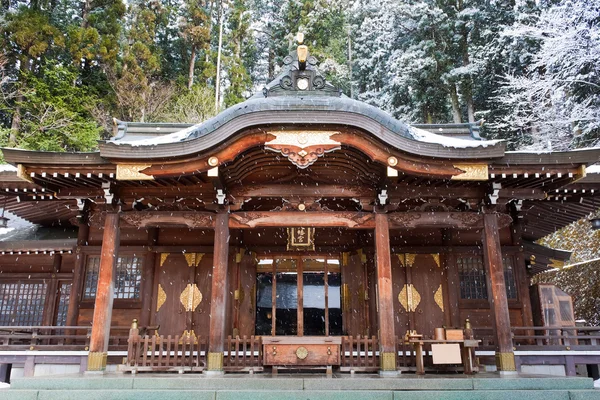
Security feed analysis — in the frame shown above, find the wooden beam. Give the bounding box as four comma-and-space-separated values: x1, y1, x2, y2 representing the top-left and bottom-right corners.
229, 184, 375, 199
207, 212, 230, 372
482, 213, 516, 372
374, 213, 396, 372
388, 212, 512, 230
229, 211, 375, 229
121, 211, 215, 229
87, 212, 119, 371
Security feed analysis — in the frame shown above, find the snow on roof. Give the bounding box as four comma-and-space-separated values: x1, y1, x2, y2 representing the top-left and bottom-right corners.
0, 164, 17, 172
586, 164, 600, 174
408, 126, 502, 149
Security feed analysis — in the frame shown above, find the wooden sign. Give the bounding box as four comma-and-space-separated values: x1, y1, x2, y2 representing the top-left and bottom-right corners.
431, 343, 462, 364
287, 227, 315, 251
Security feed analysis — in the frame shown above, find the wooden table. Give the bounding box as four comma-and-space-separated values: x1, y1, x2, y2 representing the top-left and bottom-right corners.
262, 336, 341, 374
408, 339, 480, 375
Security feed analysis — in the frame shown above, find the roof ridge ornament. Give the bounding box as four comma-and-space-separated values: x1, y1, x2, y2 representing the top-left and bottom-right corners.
261, 36, 341, 98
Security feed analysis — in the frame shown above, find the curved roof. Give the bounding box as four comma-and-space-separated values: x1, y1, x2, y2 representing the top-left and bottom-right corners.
100, 48, 504, 160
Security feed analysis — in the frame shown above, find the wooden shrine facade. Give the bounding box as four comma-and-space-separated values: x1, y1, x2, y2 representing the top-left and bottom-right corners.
1, 44, 600, 376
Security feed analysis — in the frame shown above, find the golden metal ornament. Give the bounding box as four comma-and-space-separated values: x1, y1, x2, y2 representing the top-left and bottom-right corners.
159, 253, 170, 267
451, 164, 489, 181
16, 164, 33, 183
207, 352, 224, 371
380, 352, 396, 371
180, 284, 203, 312
434, 284, 444, 312
296, 346, 309, 360
398, 284, 421, 312
396, 254, 406, 267
116, 164, 154, 180
431, 253, 441, 268
496, 352, 516, 371
156, 284, 167, 312
405, 254, 417, 268
180, 330, 197, 344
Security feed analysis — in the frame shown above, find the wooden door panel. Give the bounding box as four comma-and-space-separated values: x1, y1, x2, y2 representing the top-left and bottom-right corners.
391, 254, 410, 338
411, 254, 446, 338
342, 254, 367, 336
192, 253, 213, 339
154, 253, 191, 337
238, 253, 257, 337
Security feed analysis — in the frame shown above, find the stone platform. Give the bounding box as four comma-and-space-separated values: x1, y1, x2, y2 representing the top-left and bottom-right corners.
1, 373, 598, 400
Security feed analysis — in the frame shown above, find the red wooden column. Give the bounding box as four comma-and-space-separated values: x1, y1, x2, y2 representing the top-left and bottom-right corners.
482, 213, 516, 373
87, 212, 120, 371
207, 212, 230, 373
375, 213, 397, 373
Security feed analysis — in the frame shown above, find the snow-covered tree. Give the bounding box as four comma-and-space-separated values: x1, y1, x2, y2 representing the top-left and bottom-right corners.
492, 0, 600, 151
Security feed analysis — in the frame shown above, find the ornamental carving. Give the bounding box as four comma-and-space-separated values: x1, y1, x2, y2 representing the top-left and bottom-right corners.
431, 253, 441, 268
388, 213, 422, 227
156, 284, 167, 312
184, 253, 204, 267
116, 164, 154, 180
398, 284, 421, 313
265, 131, 341, 168
434, 284, 444, 312
451, 213, 483, 226
121, 211, 214, 228
180, 284, 202, 312
451, 164, 489, 181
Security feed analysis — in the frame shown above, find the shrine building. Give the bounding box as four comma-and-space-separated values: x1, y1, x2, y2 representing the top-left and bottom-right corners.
0, 41, 599, 380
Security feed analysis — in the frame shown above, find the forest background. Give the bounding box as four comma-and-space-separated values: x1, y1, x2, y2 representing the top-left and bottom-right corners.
0, 0, 598, 153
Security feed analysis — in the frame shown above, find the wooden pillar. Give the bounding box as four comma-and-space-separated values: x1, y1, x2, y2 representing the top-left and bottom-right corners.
42, 254, 62, 326
66, 218, 90, 327
511, 220, 534, 328
87, 212, 120, 371
482, 213, 516, 372
375, 213, 396, 372
207, 212, 230, 372
139, 228, 158, 327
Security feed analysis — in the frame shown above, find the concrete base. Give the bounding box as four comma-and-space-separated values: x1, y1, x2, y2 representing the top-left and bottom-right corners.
83, 371, 107, 376
378, 370, 401, 377
2, 373, 596, 400
203, 370, 225, 377
498, 371, 519, 376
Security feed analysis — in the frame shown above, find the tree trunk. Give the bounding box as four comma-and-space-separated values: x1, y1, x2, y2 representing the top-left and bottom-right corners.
215, 0, 224, 113
449, 84, 462, 123
188, 45, 196, 90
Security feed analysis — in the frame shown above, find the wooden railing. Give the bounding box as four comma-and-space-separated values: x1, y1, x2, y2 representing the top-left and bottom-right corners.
224, 335, 263, 371
124, 334, 207, 373
0, 326, 130, 351
512, 326, 600, 348
340, 335, 379, 371
395, 336, 415, 370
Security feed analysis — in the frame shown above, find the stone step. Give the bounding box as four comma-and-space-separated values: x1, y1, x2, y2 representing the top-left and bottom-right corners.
10, 375, 594, 391
0, 389, 599, 400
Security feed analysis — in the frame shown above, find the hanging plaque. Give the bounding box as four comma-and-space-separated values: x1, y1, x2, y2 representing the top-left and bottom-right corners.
287, 227, 315, 251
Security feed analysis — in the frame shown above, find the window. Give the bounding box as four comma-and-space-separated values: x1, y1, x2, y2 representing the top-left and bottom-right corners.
83, 255, 143, 300
0, 282, 48, 326
458, 255, 519, 300
457, 256, 488, 300
55, 283, 71, 326
502, 257, 518, 300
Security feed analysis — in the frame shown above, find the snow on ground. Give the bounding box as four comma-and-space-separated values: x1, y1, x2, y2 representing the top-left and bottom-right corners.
595, 379, 600, 388
0, 382, 9, 389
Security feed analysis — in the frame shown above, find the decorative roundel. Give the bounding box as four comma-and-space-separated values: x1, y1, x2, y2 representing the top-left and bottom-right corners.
296, 346, 309, 360
297, 78, 309, 91
298, 203, 306, 211
387, 156, 398, 167
208, 157, 219, 167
